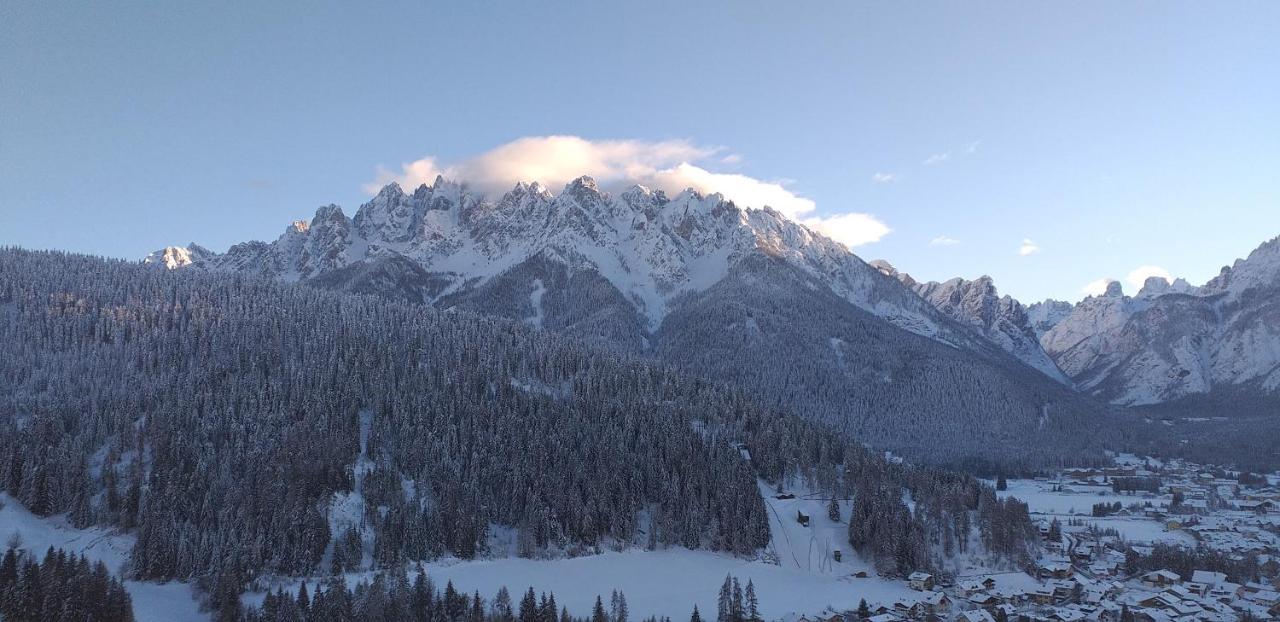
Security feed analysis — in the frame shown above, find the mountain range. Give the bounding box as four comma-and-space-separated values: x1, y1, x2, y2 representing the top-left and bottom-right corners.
145, 176, 1279, 466
1028, 239, 1280, 407
861, 241, 1280, 411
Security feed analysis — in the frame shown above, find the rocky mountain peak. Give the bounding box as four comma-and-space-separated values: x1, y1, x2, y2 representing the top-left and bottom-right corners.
883, 270, 1067, 383
1041, 234, 1280, 405
374, 182, 405, 200
142, 244, 213, 270
565, 175, 601, 195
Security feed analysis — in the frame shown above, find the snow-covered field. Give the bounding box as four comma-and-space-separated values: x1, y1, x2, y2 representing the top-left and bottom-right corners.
249, 548, 918, 621
418, 548, 913, 621
0, 493, 206, 622
2, 480, 927, 621
995, 479, 1137, 515
993, 479, 1193, 545
247, 483, 920, 621
1070, 516, 1195, 546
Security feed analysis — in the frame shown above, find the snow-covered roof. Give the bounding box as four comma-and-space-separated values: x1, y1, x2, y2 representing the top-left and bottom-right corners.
958, 610, 994, 622
1191, 570, 1227, 585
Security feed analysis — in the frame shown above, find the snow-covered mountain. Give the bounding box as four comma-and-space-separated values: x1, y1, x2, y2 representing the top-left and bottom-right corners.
148, 176, 1110, 465
142, 243, 214, 270
1025, 299, 1073, 337
151, 176, 981, 348
1039, 236, 1280, 406
869, 261, 1068, 383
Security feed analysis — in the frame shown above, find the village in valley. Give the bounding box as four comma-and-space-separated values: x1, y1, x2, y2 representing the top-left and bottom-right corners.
805, 454, 1280, 622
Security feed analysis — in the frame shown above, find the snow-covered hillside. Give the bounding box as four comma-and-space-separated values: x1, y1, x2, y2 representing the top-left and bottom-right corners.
0, 493, 206, 622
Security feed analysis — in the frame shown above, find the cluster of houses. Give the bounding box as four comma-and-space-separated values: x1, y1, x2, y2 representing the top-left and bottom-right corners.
819, 562, 1278, 622
820, 457, 1280, 621
1117, 568, 1280, 620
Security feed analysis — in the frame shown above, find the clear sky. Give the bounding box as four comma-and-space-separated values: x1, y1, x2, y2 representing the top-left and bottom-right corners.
2, 2, 1277, 302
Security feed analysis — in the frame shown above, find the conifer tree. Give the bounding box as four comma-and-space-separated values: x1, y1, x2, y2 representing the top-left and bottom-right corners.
744, 580, 759, 621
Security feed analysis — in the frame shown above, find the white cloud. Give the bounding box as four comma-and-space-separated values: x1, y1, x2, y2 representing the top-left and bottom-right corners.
804, 213, 892, 248
922, 152, 951, 166
1125, 265, 1171, 290
871, 172, 898, 183
1082, 277, 1117, 297
365, 136, 713, 197
645, 162, 816, 220
1018, 238, 1040, 256
366, 135, 892, 246
965, 140, 982, 154
929, 235, 959, 246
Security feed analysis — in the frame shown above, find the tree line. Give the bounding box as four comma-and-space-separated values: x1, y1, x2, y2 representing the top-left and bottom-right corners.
0, 543, 135, 622
242, 568, 752, 622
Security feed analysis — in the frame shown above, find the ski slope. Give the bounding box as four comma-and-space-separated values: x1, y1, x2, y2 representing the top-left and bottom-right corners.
758, 481, 867, 576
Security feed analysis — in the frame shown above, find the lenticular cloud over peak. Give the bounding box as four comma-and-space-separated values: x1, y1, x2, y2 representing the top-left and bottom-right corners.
366, 135, 890, 248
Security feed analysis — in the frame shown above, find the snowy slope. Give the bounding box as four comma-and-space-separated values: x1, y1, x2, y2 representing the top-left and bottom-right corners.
758, 483, 865, 577
0, 493, 207, 622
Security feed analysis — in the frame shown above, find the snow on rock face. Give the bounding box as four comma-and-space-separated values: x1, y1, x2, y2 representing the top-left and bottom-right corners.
1137, 276, 1194, 298
142, 244, 213, 270
146, 176, 954, 343
1025, 299, 1073, 337
911, 276, 1068, 383
872, 263, 1067, 383
1039, 287, 1143, 387
1041, 234, 1280, 405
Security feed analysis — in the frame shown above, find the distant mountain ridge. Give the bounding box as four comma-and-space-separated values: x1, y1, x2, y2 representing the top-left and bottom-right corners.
868, 260, 1069, 384
1034, 236, 1280, 406
868, 237, 1280, 408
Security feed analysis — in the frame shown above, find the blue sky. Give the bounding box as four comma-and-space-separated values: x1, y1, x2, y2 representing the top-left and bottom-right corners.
2, 2, 1277, 302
